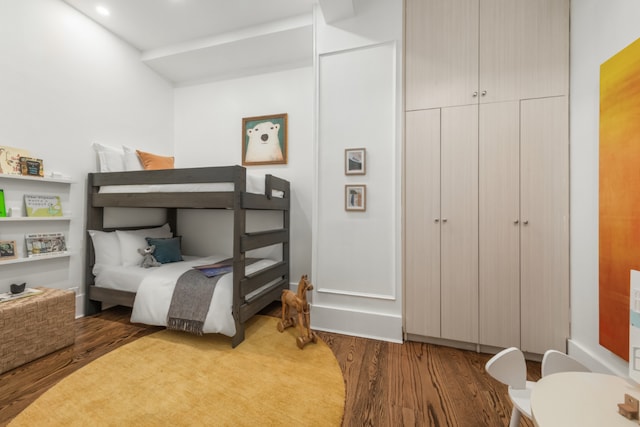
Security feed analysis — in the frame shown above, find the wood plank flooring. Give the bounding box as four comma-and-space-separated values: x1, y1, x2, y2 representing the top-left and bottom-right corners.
0, 304, 540, 426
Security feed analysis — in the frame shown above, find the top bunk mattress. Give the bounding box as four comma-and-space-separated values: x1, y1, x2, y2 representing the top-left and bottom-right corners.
99, 172, 282, 196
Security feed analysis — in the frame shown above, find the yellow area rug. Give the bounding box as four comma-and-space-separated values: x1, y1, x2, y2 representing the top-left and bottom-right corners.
10, 316, 345, 426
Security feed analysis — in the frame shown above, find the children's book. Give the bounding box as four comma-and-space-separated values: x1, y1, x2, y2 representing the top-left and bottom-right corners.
0, 189, 6, 217
25, 232, 67, 257
0, 146, 31, 175
24, 195, 63, 217
193, 259, 233, 278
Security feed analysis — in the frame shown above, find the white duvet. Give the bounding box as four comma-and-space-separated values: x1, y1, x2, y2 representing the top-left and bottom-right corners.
96, 256, 277, 337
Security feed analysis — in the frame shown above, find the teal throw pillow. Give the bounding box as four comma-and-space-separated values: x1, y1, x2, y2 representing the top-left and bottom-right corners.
145, 237, 183, 264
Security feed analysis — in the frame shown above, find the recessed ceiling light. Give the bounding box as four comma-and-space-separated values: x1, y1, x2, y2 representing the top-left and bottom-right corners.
96, 5, 110, 16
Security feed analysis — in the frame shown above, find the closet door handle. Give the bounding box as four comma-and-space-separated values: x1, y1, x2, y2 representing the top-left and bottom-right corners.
434, 218, 440, 223
513, 220, 519, 225
481, 90, 487, 96
523, 220, 529, 225
442, 218, 448, 223
472, 91, 478, 97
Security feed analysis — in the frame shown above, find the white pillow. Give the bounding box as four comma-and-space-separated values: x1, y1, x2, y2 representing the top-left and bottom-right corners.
123, 145, 143, 171
88, 230, 121, 267
93, 142, 124, 172
116, 224, 173, 267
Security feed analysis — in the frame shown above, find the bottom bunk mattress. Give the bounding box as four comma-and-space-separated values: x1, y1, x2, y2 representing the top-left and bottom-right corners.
93, 255, 277, 337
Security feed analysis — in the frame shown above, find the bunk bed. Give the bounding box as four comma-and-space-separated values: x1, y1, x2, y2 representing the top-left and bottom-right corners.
85, 165, 290, 347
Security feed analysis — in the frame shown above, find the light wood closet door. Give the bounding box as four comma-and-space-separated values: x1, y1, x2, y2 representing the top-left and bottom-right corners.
520, 96, 569, 354
479, 0, 570, 103
405, 109, 442, 338
479, 101, 521, 348
405, 0, 479, 111
441, 105, 479, 343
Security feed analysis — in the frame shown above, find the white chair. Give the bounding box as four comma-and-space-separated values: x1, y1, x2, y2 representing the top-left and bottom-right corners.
541, 349, 590, 377
486, 348, 592, 427
485, 347, 533, 427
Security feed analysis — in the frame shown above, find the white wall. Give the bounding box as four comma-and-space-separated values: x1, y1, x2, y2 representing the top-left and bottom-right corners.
311, 0, 404, 342
570, 0, 640, 376
173, 67, 314, 282
0, 0, 173, 315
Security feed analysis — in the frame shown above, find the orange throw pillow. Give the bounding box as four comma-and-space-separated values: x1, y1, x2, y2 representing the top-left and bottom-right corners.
136, 150, 175, 170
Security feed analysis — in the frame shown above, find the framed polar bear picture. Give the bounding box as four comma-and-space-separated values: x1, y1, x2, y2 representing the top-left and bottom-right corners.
242, 113, 288, 165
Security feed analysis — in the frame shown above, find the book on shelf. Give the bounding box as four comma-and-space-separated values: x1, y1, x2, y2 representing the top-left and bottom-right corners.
0, 188, 5, 217
24, 194, 63, 217
0, 240, 17, 260
19, 157, 44, 177
25, 232, 67, 257
193, 258, 233, 278
0, 145, 31, 175
0, 288, 43, 304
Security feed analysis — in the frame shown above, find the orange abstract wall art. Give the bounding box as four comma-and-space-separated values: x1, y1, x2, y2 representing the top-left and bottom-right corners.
600, 36, 640, 361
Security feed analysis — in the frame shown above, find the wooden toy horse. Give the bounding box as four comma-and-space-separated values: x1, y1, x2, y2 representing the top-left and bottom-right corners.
277, 274, 317, 349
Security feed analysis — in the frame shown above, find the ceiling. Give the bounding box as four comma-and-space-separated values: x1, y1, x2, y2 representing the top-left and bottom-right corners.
61, 0, 355, 86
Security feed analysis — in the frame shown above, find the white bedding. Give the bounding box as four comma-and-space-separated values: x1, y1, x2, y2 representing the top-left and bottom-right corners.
99, 173, 283, 197
95, 255, 277, 337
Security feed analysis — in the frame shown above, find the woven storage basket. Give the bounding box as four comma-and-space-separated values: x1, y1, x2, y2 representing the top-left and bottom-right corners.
0, 287, 75, 374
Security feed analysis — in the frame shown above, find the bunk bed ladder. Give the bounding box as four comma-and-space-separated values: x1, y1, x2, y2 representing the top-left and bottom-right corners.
231, 172, 291, 348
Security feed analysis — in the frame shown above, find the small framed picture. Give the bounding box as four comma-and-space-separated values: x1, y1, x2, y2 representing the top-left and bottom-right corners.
345, 148, 366, 175
0, 240, 17, 260
345, 185, 366, 211
242, 113, 288, 166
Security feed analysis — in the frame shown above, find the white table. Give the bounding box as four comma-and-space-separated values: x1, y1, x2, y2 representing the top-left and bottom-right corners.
531, 371, 640, 426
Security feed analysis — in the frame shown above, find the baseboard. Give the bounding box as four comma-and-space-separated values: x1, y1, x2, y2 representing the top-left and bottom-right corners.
310, 303, 403, 343
75, 294, 84, 318
407, 333, 478, 352
568, 339, 629, 377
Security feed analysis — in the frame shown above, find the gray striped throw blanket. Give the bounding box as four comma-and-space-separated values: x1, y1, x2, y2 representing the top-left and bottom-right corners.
166, 258, 260, 335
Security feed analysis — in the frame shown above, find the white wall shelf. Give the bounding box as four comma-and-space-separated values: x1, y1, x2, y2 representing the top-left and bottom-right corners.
0, 174, 73, 184
0, 252, 73, 266
0, 216, 71, 222
0, 172, 73, 271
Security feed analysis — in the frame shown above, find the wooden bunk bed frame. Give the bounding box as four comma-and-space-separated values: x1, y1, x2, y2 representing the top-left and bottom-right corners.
85, 165, 290, 347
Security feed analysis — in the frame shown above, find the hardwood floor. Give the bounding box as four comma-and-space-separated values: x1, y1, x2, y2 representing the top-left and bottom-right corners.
0, 304, 540, 426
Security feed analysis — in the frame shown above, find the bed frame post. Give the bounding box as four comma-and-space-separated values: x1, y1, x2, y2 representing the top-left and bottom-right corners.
231, 166, 247, 347
167, 208, 178, 236
85, 173, 103, 315
281, 179, 290, 287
